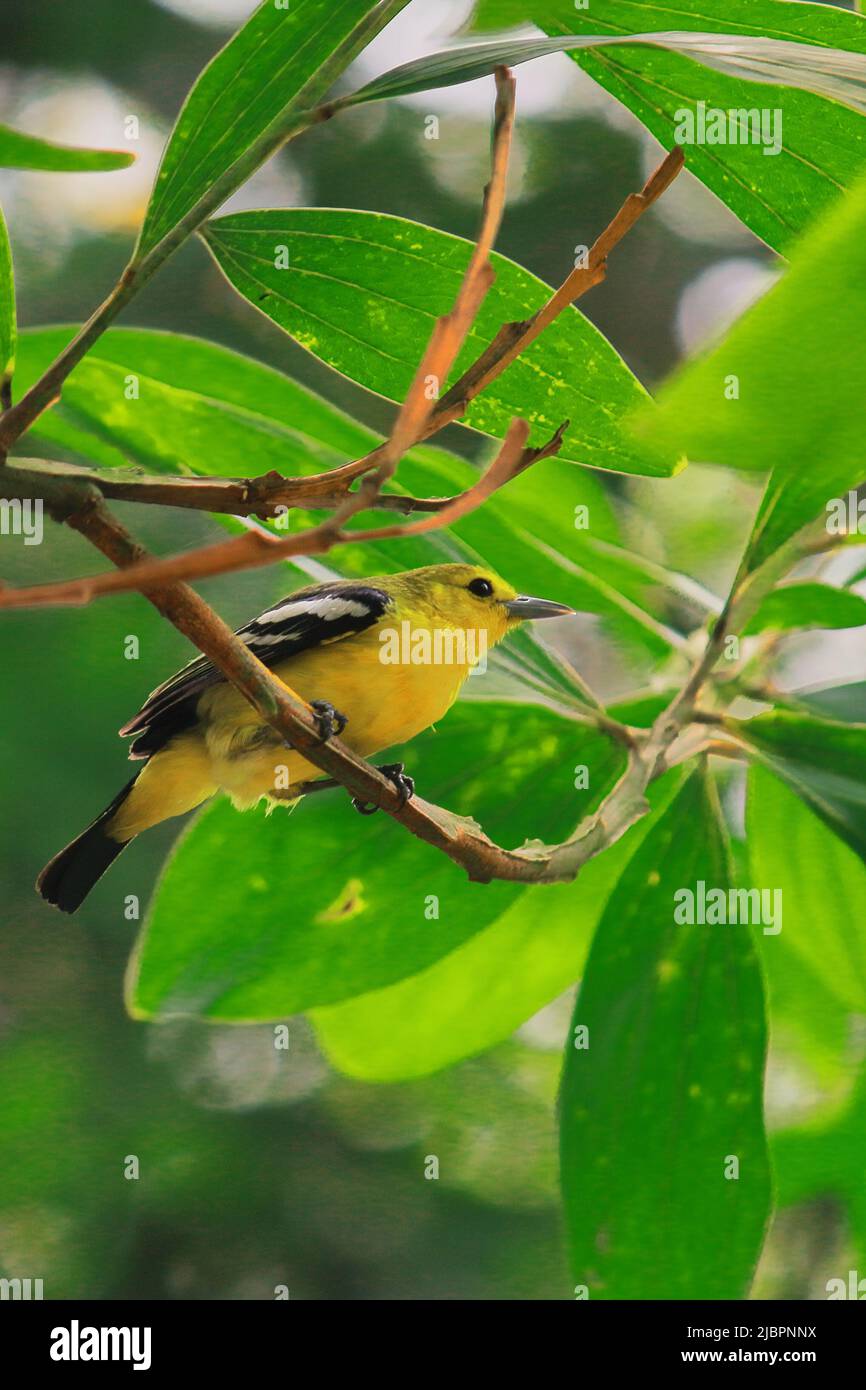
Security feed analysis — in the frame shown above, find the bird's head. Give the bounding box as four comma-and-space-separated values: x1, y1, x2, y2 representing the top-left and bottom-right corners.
397, 563, 575, 646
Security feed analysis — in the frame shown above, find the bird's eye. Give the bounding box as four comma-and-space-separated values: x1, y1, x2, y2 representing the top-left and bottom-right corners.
468, 577, 494, 598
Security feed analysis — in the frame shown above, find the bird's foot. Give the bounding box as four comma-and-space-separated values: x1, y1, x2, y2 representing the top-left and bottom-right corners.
310, 699, 348, 742
352, 762, 415, 816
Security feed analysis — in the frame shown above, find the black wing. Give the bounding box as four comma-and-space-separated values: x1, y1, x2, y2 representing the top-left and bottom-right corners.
119, 580, 391, 758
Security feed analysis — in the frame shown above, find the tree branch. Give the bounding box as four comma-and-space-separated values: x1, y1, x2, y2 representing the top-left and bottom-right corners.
351, 418, 566, 542
0, 419, 564, 608
0, 456, 492, 520
367, 65, 516, 490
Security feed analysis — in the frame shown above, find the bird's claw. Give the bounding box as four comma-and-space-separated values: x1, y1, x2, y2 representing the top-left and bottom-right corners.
310, 699, 348, 742
352, 762, 415, 816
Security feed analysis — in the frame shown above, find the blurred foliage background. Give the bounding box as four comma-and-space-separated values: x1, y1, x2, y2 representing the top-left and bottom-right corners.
0, 0, 861, 1298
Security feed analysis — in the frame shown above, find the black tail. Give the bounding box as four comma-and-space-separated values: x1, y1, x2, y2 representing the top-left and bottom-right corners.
36, 777, 138, 914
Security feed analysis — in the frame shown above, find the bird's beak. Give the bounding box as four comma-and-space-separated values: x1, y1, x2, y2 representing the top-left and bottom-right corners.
503, 594, 576, 621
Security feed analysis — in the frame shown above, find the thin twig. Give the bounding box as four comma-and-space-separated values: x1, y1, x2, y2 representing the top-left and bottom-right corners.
354, 64, 517, 492
0, 420, 563, 608
347, 417, 566, 542
0, 456, 496, 520
0, 70, 521, 610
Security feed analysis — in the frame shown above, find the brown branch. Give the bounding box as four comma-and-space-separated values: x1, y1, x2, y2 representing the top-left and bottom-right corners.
0, 63, 501, 587
0, 457, 474, 520
284, 64, 514, 513
0, 419, 563, 609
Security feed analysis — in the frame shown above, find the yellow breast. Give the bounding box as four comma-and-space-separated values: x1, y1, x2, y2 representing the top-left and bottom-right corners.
196, 622, 474, 807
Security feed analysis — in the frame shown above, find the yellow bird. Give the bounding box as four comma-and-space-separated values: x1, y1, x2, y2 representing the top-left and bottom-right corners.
37, 562, 574, 912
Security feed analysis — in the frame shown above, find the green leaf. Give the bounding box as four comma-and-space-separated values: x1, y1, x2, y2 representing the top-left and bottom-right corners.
136, 0, 408, 258
312, 768, 682, 1082
640, 165, 866, 570
130, 704, 622, 1021
15, 325, 385, 478
746, 764, 866, 1077
353, 21, 866, 124
203, 209, 678, 478
0, 121, 134, 172
472, 1, 866, 254
743, 582, 866, 635
729, 710, 866, 865
559, 770, 770, 1299
796, 682, 866, 723
773, 1069, 866, 1271
0, 206, 15, 400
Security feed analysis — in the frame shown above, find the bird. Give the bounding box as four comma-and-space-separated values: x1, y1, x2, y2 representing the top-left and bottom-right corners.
37, 562, 574, 913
